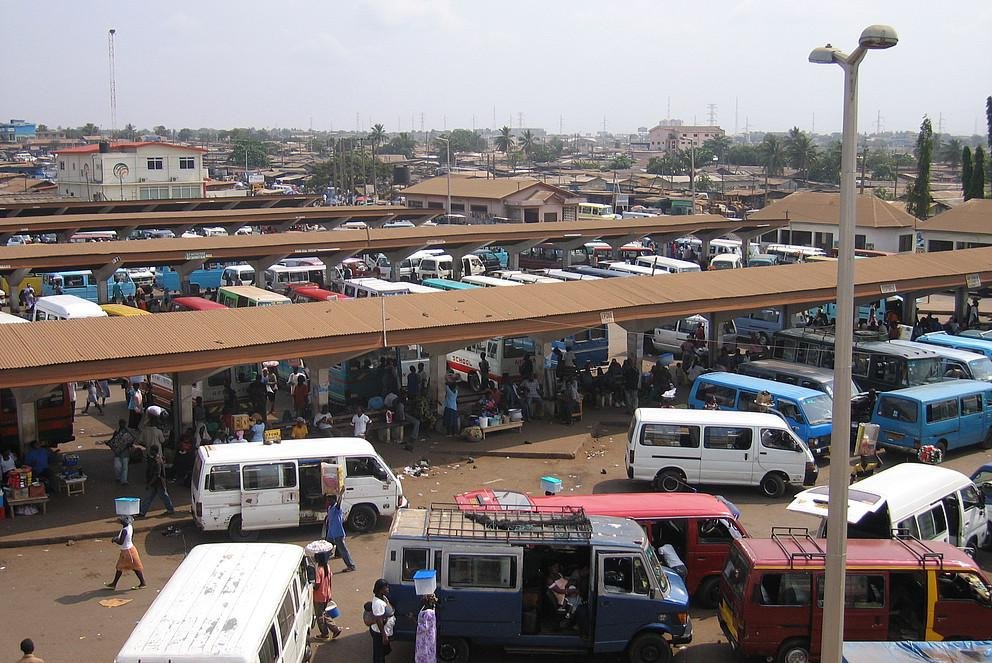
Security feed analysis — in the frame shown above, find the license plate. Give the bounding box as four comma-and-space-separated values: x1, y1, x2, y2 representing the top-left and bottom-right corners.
886, 431, 905, 440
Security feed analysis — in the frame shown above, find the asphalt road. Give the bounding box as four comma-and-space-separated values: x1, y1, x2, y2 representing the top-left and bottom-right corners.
2, 407, 991, 662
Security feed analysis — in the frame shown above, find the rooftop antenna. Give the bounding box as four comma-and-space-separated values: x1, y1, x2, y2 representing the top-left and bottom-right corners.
108, 28, 118, 138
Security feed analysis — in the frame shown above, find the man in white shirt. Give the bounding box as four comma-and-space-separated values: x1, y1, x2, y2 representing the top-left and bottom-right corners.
313, 405, 334, 437
352, 406, 371, 439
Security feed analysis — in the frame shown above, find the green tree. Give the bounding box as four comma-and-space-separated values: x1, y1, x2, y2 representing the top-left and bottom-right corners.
152, 125, 168, 137
695, 172, 713, 192
986, 96, 992, 148
784, 127, 818, 180
228, 139, 269, 168
725, 144, 761, 166
972, 146, 986, 199
528, 143, 558, 164
759, 134, 786, 177
646, 150, 690, 176
702, 135, 731, 160
380, 132, 416, 158
495, 126, 514, 154
808, 141, 842, 184
80, 123, 100, 136
906, 117, 934, 220
606, 154, 633, 170
36, 123, 48, 133
962, 146, 974, 200
939, 137, 963, 171
177, 128, 193, 142
446, 128, 487, 153
518, 129, 536, 158
368, 123, 386, 147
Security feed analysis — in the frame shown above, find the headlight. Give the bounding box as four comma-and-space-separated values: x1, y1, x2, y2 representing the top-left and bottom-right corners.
657, 613, 668, 623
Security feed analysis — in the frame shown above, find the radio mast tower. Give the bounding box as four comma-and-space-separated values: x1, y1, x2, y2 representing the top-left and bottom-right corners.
108, 29, 118, 137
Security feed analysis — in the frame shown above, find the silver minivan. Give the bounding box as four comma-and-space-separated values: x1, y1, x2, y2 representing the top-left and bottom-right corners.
737, 359, 861, 399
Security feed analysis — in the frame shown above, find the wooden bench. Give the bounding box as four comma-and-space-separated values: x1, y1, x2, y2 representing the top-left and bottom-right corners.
480, 419, 523, 439
57, 475, 87, 496
6, 494, 50, 519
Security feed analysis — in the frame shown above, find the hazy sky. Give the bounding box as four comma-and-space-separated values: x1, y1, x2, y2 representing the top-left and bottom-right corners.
4, 1, 990, 137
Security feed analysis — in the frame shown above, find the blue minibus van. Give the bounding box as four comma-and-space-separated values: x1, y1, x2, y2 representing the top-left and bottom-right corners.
871, 380, 992, 453
917, 332, 992, 360
889, 339, 992, 382
687, 373, 834, 457
383, 505, 692, 663
41, 270, 136, 302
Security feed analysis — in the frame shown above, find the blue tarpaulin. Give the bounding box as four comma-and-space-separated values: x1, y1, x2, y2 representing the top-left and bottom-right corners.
843, 641, 992, 662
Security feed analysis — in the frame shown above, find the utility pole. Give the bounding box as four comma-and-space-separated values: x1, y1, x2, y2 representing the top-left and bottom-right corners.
108, 29, 118, 138
860, 137, 868, 194
875, 110, 882, 136
734, 97, 739, 136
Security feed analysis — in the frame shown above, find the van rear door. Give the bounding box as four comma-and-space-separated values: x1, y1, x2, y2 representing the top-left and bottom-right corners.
240, 461, 300, 530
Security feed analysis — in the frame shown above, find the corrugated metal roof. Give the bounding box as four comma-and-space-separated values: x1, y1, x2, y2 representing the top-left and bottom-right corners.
749, 191, 917, 228
917, 199, 992, 234
1, 247, 990, 387
0, 215, 785, 271
403, 176, 574, 201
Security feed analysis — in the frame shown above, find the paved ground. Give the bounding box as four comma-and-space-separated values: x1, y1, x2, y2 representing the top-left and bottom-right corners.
2, 377, 991, 662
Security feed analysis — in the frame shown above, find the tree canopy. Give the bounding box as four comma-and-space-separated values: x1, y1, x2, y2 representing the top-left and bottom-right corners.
906, 117, 934, 220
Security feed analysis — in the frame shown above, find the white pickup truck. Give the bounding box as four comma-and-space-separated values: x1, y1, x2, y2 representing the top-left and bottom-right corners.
651, 315, 737, 356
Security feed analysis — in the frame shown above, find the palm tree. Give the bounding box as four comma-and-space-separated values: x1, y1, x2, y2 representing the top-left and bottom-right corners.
939, 137, 963, 171
368, 123, 386, 147
702, 135, 731, 160
759, 134, 786, 177
519, 129, 535, 158
784, 127, 817, 180
495, 126, 514, 154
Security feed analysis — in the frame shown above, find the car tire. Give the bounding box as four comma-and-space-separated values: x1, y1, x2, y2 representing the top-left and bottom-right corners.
760, 473, 787, 498
437, 636, 469, 663
347, 504, 378, 532
654, 470, 684, 493
696, 576, 722, 609
627, 632, 672, 663
776, 639, 811, 663
468, 372, 481, 392
227, 515, 258, 542
981, 432, 992, 450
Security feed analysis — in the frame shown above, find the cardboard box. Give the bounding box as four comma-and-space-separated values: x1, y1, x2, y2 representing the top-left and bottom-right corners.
28, 484, 46, 498
232, 414, 251, 432
263, 429, 282, 444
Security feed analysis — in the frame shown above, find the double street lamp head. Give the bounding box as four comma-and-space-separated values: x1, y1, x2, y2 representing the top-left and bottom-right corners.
809, 24, 898, 65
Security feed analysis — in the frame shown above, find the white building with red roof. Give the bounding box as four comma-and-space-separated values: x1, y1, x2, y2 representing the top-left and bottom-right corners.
54, 140, 207, 201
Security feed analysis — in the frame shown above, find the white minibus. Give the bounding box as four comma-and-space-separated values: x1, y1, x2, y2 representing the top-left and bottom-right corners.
115, 543, 315, 663
0, 311, 28, 324
605, 262, 667, 277
625, 409, 817, 498
32, 294, 109, 321
539, 269, 602, 282
192, 438, 406, 538
460, 275, 522, 288
634, 255, 702, 274
220, 264, 256, 287
415, 254, 485, 280
788, 464, 989, 549
341, 278, 411, 298
708, 254, 743, 270
493, 270, 561, 284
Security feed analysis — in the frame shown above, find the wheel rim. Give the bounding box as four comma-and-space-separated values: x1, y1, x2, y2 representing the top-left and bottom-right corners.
437, 641, 460, 662
637, 642, 663, 663
784, 647, 809, 663
661, 475, 681, 492
352, 509, 374, 530
762, 477, 779, 496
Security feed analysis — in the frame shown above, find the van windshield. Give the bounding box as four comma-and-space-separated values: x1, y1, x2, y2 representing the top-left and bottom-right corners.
968, 358, 992, 381
644, 542, 671, 595
802, 394, 833, 424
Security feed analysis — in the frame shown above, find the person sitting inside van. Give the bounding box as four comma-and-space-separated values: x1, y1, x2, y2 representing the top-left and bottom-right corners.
704, 394, 720, 410
546, 563, 568, 611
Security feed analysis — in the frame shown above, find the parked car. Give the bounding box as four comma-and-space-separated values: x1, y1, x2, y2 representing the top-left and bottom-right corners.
652, 315, 737, 356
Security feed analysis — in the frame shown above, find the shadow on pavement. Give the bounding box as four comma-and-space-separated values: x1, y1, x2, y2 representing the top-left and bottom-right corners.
55, 587, 120, 606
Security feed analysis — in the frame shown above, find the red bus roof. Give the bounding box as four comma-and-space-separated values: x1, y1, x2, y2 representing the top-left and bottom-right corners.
287, 284, 349, 301
738, 536, 980, 572
171, 296, 227, 311
456, 489, 743, 527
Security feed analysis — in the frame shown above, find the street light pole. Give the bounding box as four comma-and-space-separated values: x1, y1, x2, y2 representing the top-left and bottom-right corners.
437, 136, 451, 218
809, 25, 898, 663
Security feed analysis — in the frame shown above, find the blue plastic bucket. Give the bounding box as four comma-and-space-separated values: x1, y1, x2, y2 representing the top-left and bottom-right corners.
325, 602, 341, 619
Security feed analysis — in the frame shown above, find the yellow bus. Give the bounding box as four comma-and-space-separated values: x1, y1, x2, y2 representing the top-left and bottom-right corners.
577, 202, 620, 220
217, 285, 291, 308
100, 303, 152, 317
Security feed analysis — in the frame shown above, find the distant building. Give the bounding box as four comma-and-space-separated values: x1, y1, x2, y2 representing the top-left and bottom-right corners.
749, 191, 917, 253
648, 122, 724, 152
402, 175, 580, 222
54, 141, 207, 201
0, 119, 37, 142
917, 199, 992, 252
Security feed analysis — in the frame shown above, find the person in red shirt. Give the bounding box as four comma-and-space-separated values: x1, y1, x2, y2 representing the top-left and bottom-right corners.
293, 375, 310, 419
312, 552, 342, 640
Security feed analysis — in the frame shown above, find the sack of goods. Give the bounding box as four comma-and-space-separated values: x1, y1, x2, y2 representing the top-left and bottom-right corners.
320, 463, 345, 495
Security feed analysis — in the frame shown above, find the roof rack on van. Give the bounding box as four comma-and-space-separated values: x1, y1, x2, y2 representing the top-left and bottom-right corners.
426, 504, 592, 542
891, 529, 945, 568
770, 527, 826, 566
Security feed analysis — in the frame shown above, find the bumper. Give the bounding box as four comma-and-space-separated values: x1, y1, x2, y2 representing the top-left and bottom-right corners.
626, 464, 633, 479
671, 617, 693, 645
717, 614, 737, 651
803, 463, 819, 486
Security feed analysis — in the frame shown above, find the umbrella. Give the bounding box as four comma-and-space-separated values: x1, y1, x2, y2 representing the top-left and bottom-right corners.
305, 540, 335, 558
